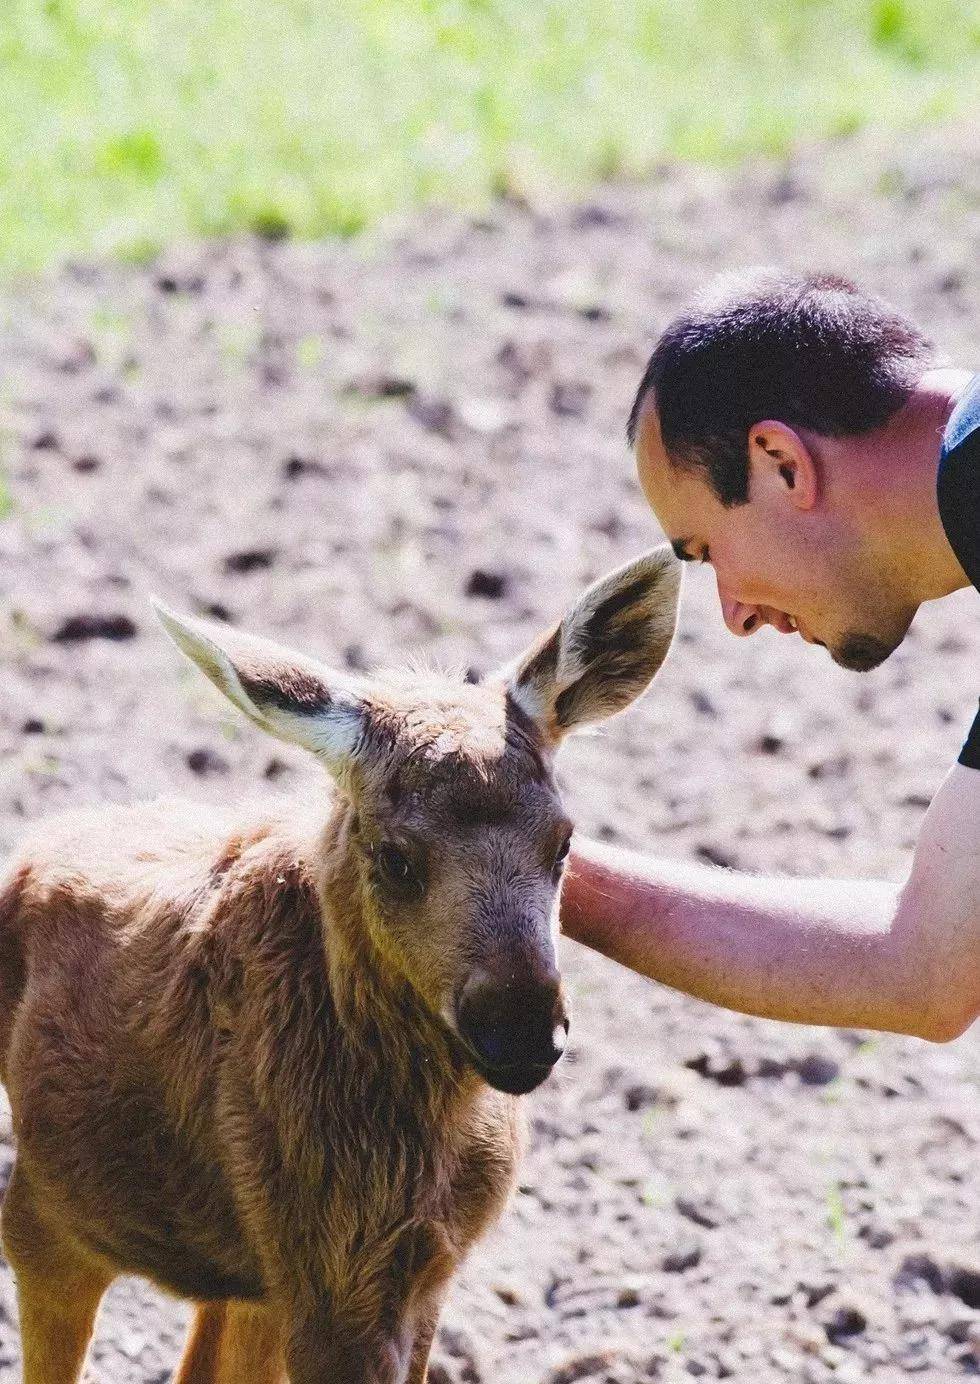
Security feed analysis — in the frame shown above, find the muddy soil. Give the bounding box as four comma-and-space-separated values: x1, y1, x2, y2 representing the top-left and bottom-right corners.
0, 124, 978, 1382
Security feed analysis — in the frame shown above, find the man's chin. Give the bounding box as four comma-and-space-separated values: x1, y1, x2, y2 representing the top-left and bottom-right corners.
830, 632, 901, 673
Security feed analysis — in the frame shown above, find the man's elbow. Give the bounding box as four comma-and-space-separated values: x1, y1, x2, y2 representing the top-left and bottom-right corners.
889, 883, 978, 1043
912, 993, 978, 1044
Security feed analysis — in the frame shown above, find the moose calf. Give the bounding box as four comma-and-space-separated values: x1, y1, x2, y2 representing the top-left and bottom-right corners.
0, 547, 678, 1383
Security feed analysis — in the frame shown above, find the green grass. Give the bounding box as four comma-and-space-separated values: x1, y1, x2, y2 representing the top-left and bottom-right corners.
1, 0, 979, 276
825, 1180, 848, 1244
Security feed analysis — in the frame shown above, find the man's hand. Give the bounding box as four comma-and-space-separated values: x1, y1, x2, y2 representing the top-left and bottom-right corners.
561, 764, 980, 1041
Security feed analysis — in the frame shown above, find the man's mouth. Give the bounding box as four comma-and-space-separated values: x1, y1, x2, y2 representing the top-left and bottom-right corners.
784, 615, 817, 645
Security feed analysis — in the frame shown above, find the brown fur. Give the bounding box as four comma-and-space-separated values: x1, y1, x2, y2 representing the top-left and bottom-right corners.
0, 547, 679, 1384
0, 784, 523, 1383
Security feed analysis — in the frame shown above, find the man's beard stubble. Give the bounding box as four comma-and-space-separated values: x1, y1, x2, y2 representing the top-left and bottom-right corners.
832, 630, 902, 673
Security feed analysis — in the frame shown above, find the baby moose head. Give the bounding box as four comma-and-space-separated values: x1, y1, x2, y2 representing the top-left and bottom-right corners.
154, 547, 679, 1096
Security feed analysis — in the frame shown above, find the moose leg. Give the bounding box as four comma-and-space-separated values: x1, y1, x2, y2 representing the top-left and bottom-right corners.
176, 1302, 286, 1384
217, 1303, 286, 1384
2, 1167, 111, 1384
174, 1304, 226, 1384
286, 1292, 450, 1384
406, 1316, 440, 1384
286, 1313, 412, 1384
405, 1241, 455, 1384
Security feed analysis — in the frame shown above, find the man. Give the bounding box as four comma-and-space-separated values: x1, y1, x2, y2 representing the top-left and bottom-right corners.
561, 268, 980, 1043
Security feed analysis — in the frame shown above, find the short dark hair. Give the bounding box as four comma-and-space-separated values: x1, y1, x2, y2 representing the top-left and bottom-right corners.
627, 268, 934, 506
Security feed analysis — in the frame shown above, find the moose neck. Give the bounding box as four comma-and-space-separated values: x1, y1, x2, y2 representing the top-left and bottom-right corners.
315, 802, 474, 1106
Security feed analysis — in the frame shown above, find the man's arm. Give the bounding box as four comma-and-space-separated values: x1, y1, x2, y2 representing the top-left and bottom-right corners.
561, 764, 980, 1042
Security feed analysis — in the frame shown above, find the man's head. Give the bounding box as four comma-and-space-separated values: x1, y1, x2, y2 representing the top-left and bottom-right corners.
630, 267, 937, 671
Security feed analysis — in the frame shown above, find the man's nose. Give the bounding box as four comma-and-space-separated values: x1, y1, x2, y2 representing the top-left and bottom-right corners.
720, 592, 762, 637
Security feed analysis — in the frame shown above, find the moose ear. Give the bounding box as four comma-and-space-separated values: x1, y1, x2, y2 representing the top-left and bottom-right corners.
152, 600, 366, 773
504, 546, 680, 748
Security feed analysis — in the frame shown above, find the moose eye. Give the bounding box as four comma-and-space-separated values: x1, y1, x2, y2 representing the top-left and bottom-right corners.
552, 833, 573, 877
370, 842, 423, 897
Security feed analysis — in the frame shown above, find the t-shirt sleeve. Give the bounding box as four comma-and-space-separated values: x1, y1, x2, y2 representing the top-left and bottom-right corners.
938, 382, 980, 773
938, 428, 980, 591
961, 702, 980, 771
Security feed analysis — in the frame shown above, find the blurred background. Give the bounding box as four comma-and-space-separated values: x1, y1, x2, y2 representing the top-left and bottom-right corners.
0, 3, 978, 1381
1, 0, 979, 275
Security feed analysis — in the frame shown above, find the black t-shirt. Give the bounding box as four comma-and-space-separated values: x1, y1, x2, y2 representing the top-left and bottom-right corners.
937, 372, 980, 771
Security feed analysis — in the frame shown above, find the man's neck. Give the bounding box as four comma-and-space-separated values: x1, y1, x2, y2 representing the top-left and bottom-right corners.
851, 367, 974, 604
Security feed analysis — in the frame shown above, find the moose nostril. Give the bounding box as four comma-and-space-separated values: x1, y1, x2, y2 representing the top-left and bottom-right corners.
466, 1019, 508, 1069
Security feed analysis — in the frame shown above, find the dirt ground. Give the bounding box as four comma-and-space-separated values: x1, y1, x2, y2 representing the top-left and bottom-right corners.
0, 123, 978, 1382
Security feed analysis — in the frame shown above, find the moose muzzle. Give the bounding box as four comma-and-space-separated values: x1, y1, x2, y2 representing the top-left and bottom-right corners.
455, 961, 569, 1095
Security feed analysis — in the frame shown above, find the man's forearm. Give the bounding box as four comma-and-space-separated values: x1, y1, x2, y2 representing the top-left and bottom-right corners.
562, 836, 948, 1039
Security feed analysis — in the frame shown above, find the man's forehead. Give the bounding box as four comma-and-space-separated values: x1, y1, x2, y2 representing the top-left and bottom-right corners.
634, 402, 713, 545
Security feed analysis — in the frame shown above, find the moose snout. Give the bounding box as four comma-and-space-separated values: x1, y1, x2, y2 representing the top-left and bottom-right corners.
455, 964, 569, 1096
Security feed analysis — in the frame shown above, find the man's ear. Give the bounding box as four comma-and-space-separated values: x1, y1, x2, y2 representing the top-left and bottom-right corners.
747, 420, 818, 510
503, 546, 680, 750
153, 600, 367, 775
